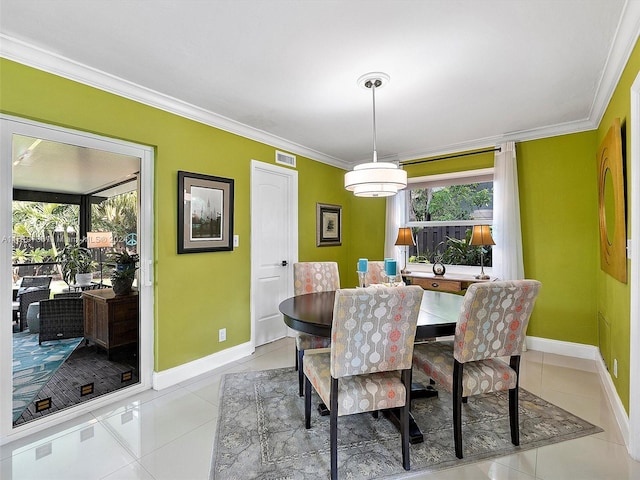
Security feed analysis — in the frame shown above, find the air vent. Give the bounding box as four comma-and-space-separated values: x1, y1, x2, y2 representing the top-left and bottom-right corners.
275, 150, 296, 168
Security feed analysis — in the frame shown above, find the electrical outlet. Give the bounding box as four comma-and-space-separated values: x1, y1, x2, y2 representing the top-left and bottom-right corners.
613, 358, 618, 378
219, 328, 227, 342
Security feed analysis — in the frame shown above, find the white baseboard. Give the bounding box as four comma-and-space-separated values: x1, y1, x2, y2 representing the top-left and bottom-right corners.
152, 341, 254, 390
526, 336, 630, 448
526, 335, 598, 360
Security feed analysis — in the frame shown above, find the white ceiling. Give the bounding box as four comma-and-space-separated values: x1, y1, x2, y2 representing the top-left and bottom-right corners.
2, 0, 640, 171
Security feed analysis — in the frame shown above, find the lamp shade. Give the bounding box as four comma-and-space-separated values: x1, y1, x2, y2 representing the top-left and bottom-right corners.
394, 227, 415, 246
344, 162, 407, 197
87, 231, 113, 249
469, 225, 495, 246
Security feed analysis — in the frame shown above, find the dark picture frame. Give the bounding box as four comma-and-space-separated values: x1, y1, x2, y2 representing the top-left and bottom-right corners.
316, 203, 342, 246
178, 170, 234, 253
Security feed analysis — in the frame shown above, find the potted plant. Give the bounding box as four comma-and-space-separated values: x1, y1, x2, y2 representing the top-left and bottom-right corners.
56, 244, 96, 287
109, 250, 139, 295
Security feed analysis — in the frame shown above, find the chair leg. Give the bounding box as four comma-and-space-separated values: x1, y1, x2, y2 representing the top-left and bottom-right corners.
295, 346, 299, 371
509, 386, 519, 446
298, 349, 305, 397
330, 377, 339, 480
452, 360, 464, 459
304, 376, 312, 429
509, 355, 521, 446
401, 369, 411, 471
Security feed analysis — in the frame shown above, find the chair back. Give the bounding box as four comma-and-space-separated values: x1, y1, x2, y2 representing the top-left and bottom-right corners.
20, 276, 52, 289
330, 285, 423, 378
364, 261, 386, 286
454, 280, 541, 363
293, 262, 340, 295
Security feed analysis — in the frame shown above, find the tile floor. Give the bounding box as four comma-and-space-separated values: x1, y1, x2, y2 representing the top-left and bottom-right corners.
1, 337, 639, 479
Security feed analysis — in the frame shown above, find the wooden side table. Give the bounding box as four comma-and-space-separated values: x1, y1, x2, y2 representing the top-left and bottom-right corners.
403, 272, 490, 293
83, 288, 138, 359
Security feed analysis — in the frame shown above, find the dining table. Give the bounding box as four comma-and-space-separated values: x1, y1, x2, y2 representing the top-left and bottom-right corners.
278, 288, 464, 443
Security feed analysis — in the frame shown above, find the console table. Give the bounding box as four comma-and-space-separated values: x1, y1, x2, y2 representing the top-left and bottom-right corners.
83, 288, 138, 359
403, 272, 490, 293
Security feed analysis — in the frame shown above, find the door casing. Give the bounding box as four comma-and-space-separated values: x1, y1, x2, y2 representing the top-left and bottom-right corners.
250, 160, 298, 347
0, 114, 155, 445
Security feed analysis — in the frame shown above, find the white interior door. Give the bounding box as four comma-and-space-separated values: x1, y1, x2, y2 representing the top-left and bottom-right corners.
251, 160, 297, 346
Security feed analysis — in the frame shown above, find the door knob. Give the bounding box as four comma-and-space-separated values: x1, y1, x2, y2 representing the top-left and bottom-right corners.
281, 260, 288, 266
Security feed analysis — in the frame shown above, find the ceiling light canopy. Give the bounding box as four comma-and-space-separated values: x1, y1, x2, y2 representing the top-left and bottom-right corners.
344, 72, 407, 197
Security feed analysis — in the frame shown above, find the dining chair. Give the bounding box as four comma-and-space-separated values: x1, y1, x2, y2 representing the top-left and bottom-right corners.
364, 260, 385, 285
412, 279, 542, 459
292, 262, 340, 396
303, 285, 424, 479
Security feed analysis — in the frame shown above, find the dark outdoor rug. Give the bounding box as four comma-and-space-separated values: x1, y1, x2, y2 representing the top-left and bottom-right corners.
210, 367, 603, 479
14, 342, 139, 425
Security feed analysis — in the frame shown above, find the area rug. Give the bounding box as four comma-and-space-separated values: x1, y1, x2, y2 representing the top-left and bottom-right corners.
12, 331, 82, 422
210, 367, 602, 479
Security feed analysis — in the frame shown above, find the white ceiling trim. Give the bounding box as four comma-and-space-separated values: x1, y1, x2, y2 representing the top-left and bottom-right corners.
589, 0, 640, 125
0, 34, 350, 171
2, 4, 639, 171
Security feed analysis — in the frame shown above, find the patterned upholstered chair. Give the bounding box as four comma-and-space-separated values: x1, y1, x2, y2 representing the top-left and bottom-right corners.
303, 286, 424, 479
412, 280, 542, 458
364, 260, 385, 285
292, 262, 340, 396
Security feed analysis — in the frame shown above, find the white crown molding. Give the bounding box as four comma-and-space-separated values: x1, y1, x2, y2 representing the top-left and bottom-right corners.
393, 117, 597, 165
3, 5, 640, 172
0, 34, 350, 170
589, 0, 640, 125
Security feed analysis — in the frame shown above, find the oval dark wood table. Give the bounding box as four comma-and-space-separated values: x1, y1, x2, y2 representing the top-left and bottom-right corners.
279, 289, 463, 339
278, 288, 464, 444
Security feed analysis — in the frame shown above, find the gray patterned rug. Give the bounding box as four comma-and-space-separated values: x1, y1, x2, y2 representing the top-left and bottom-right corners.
210, 367, 602, 479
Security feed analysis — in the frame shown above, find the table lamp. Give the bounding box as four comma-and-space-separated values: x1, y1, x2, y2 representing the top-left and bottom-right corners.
87, 231, 113, 285
469, 225, 495, 279
394, 227, 416, 273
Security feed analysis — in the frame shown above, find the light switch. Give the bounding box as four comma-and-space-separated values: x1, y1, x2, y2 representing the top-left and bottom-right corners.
233, 235, 239, 247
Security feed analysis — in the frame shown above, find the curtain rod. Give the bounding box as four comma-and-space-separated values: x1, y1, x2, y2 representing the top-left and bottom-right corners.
400, 147, 501, 166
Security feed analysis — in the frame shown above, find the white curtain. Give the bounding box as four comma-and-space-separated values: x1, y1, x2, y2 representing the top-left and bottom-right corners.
384, 189, 408, 264
492, 141, 525, 280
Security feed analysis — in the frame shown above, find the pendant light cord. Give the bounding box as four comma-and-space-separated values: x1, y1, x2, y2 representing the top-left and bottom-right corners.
368, 79, 384, 163
371, 80, 378, 163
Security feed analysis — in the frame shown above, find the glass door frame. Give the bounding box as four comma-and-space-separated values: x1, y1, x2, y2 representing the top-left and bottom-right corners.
0, 114, 155, 444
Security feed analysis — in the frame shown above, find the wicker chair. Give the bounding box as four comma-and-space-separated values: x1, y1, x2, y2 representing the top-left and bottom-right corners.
13, 288, 51, 332
38, 297, 85, 345
303, 286, 424, 479
293, 262, 340, 396
54, 291, 83, 299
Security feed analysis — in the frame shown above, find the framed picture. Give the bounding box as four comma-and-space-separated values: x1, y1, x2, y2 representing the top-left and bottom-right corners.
178, 171, 234, 253
316, 203, 342, 246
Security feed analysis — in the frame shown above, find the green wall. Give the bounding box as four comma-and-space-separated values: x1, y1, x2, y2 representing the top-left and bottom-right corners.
0, 58, 384, 371
593, 37, 640, 413
3, 32, 638, 411
517, 132, 599, 345
404, 142, 599, 346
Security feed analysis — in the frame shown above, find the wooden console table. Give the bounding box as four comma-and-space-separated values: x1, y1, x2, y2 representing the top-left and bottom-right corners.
83, 288, 138, 359
403, 272, 490, 293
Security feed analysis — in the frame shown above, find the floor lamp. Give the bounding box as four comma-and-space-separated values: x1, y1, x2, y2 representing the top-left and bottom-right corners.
469, 225, 495, 280
87, 231, 113, 285
394, 227, 416, 274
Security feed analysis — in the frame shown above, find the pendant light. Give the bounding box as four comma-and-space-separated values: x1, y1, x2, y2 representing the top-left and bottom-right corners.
344, 72, 407, 197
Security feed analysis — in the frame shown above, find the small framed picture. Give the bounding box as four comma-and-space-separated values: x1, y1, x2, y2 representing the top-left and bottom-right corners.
178, 171, 234, 253
316, 203, 342, 246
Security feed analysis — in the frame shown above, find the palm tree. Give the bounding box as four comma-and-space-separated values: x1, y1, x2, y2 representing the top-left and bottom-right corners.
91, 192, 137, 248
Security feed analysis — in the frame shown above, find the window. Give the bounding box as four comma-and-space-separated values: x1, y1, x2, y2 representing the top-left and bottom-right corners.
406, 168, 493, 270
